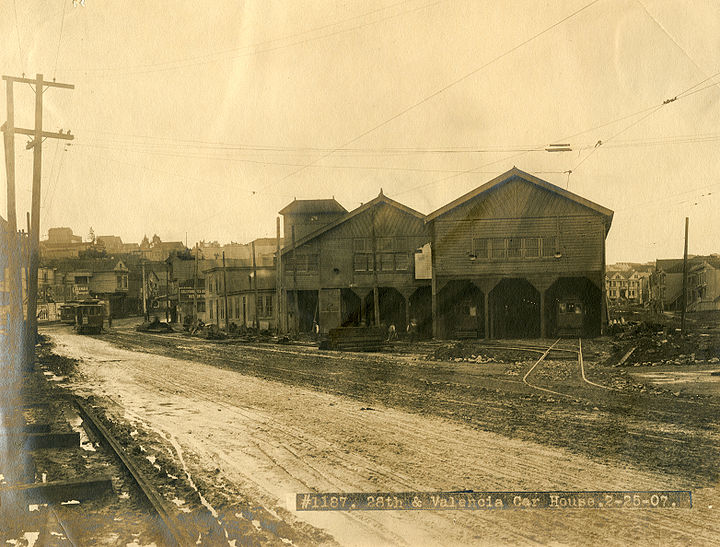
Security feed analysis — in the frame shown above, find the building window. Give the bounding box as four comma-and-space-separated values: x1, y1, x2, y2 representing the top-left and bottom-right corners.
209, 302, 213, 320
354, 253, 373, 272
290, 254, 319, 273
394, 253, 409, 271
377, 253, 394, 272
472, 238, 489, 259
491, 238, 506, 259
541, 236, 557, 257
524, 237, 539, 258
117, 275, 123, 289
257, 295, 273, 317
507, 238, 522, 258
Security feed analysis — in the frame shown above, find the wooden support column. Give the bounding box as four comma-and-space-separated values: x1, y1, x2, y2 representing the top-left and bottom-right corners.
404, 294, 411, 329
484, 291, 490, 339
540, 289, 547, 338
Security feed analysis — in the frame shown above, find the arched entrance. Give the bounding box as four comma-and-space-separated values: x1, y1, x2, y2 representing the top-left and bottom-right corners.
409, 286, 432, 339
363, 287, 406, 330
438, 280, 484, 339
489, 279, 540, 338
545, 277, 602, 337
340, 288, 361, 326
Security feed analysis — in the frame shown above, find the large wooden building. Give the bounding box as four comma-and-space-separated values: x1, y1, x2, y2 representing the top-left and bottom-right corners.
426, 168, 613, 338
279, 192, 431, 335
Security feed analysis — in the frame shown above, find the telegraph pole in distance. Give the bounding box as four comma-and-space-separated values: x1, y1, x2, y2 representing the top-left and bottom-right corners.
681, 217, 689, 335
275, 217, 281, 334
2, 74, 74, 364
252, 240, 259, 329
193, 243, 199, 322
222, 251, 229, 331
141, 260, 148, 321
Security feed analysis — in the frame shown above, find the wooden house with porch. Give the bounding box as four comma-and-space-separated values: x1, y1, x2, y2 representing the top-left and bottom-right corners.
279, 192, 431, 335
425, 167, 613, 339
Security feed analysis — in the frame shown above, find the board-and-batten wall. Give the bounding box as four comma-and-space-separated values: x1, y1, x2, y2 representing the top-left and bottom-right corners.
432, 179, 606, 281
283, 201, 429, 291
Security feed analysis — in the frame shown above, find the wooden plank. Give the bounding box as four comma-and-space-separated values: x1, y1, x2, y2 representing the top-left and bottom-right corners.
0, 477, 112, 504
24, 432, 80, 450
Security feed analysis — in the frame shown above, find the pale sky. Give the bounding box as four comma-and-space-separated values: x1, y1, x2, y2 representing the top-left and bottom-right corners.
1, 0, 719, 263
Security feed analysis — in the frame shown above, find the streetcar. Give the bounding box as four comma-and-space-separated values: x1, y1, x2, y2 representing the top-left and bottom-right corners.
59, 302, 79, 324
74, 299, 105, 334
556, 299, 584, 337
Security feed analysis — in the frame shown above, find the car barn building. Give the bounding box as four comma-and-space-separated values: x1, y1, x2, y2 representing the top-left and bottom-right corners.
280, 191, 431, 336
425, 168, 613, 339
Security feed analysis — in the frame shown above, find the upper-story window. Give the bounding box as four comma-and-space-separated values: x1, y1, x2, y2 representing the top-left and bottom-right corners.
472, 236, 558, 260
287, 254, 319, 273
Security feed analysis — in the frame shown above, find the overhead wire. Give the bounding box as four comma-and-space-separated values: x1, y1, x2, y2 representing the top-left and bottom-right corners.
66, 0, 447, 79
12, 0, 25, 74
53, 0, 68, 79
258, 0, 603, 194
62, 0, 417, 73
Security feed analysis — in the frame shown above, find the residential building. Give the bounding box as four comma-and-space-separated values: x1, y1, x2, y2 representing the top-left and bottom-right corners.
655, 256, 720, 311
204, 261, 277, 330
40, 227, 92, 259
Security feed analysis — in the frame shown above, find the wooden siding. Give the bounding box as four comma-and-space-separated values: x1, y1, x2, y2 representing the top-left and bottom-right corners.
440, 177, 607, 221
283, 201, 429, 291
433, 178, 607, 277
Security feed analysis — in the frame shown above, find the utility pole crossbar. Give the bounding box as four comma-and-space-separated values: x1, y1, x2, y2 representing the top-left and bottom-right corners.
3, 73, 74, 367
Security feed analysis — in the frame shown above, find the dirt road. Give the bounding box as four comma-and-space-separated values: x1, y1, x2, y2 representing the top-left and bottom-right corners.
47, 329, 719, 545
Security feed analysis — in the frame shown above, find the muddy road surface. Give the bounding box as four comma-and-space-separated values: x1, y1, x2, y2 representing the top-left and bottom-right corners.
44, 326, 719, 545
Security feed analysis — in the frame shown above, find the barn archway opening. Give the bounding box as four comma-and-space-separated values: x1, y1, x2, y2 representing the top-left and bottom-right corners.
545, 277, 602, 337
489, 278, 540, 338
438, 280, 484, 339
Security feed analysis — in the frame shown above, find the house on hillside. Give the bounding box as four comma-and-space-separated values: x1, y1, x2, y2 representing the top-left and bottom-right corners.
605, 269, 648, 303
655, 256, 720, 311
425, 167, 613, 338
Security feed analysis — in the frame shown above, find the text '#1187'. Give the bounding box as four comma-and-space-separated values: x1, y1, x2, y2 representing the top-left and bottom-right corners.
294, 491, 692, 511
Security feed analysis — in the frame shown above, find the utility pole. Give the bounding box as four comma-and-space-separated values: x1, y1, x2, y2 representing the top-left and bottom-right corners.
371, 207, 380, 327
222, 251, 229, 331
681, 217, 689, 335
2, 74, 74, 365
165, 262, 170, 322
292, 225, 299, 333
275, 217, 282, 334
141, 261, 148, 321
193, 243, 199, 321
252, 240, 259, 329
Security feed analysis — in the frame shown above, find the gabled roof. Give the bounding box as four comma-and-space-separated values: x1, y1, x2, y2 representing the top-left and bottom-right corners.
425, 167, 614, 227
657, 256, 720, 274
281, 191, 424, 255
279, 198, 347, 215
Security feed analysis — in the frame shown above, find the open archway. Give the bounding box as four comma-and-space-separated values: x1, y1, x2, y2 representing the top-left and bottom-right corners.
489, 278, 540, 338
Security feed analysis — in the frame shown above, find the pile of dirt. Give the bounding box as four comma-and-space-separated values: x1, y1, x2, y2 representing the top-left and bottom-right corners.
136, 319, 174, 333
620, 331, 720, 367
36, 335, 79, 376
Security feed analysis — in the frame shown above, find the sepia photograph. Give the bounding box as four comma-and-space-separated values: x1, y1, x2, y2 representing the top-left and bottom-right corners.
1, 0, 719, 545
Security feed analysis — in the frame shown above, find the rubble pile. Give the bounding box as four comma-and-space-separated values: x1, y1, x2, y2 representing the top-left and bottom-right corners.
428, 342, 530, 363
619, 330, 720, 367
